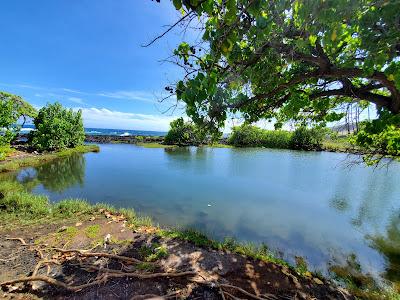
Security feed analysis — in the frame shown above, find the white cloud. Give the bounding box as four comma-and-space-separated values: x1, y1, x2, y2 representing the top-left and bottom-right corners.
0, 82, 160, 104
97, 90, 158, 103
77, 107, 176, 131
68, 97, 85, 104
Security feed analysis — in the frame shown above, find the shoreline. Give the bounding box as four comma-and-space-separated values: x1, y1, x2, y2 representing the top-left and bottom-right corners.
0, 145, 99, 173
0, 179, 356, 300
13, 133, 375, 157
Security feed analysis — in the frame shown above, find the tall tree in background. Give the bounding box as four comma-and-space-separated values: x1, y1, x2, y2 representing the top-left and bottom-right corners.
152, 0, 400, 161
0, 92, 37, 145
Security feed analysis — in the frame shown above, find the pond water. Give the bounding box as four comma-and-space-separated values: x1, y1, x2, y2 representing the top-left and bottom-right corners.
4, 144, 400, 284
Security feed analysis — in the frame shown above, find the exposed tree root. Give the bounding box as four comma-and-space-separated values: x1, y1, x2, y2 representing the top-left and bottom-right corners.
1, 271, 196, 292
49, 247, 146, 264
5, 237, 27, 245
1, 237, 288, 300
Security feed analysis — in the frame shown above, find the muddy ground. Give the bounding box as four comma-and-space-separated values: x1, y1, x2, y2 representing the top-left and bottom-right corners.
0, 212, 353, 300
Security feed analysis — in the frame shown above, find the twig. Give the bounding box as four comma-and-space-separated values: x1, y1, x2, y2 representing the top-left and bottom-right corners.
142, 12, 194, 47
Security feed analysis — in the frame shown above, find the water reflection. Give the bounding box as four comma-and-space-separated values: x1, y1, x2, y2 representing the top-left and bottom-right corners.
368, 212, 400, 289
15, 154, 86, 192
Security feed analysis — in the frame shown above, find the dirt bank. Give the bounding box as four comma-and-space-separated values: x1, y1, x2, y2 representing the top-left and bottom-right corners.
0, 210, 353, 300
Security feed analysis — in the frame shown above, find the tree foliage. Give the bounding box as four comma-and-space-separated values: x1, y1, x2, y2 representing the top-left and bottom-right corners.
351, 110, 400, 164
29, 103, 85, 151
228, 124, 325, 150
228, 125, 292, 148
290, 126, 325, 150
162, 0, 400, 159
164, 117, 208, 145
0, 92, 37, 145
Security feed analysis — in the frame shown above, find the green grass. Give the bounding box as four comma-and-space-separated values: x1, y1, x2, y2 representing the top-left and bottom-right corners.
136, 142, 176, 149
207, 143, 233, 148
322, 136, 353, 152
0, 144, 100, 173
0, 145, 14, 161
158, 228, 290, 268
53, 199, 93, 217
139, 243, 168, 262
85, 224, 101, 239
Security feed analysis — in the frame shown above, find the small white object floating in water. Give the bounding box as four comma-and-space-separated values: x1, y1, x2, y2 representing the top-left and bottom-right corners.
120, 132, 130, 136
207, 204, 212, 207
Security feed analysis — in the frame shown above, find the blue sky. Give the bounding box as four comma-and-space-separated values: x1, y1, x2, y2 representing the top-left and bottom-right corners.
0, 0, 189, 131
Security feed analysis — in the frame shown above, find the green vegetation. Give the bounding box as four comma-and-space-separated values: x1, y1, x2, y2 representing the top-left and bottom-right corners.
29, 102, 85, 151
0, 145, 14, 161
0, 145, 99, 173
228, 124, 329, 151
54, 198, 93, 217
290, 126, 325, 151
164, 117, 216, 146
85, 224, 101, 239
228, 124, 292, 148
0, 92, 36, 160
137, 142, 176, 148
139, 243, 168, 262
351, 112, 400, 165
158, 229, 289, 268
166, 0, 400, 164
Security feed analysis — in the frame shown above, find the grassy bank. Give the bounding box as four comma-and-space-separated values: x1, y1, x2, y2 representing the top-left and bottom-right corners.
0, 144, 99, 173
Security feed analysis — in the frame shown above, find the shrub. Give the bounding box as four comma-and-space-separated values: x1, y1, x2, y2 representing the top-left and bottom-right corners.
290, 126, 325, 150
164, 117, 207, 146
228, 125, 292, 148
29, 102, 85, 151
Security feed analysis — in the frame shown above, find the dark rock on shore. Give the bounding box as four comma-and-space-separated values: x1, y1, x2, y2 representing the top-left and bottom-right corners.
84, 134, 164, 144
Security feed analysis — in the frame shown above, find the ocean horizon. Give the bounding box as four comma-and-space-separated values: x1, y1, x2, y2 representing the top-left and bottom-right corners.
21, 124, 166, 137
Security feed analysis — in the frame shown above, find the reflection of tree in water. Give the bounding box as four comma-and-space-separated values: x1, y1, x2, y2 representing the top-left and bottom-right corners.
35, 154, 85, 192
368, 213, 400, 290
329, 196, 350, 212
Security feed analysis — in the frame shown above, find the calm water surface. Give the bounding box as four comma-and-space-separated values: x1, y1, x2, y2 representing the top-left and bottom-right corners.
6, 144, 400, 283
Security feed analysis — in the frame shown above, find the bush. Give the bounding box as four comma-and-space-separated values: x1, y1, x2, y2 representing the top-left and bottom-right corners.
29, 102, 85, 151
290, 126, 325, 150
228, 125, 292, 148
164, 118, 207, 146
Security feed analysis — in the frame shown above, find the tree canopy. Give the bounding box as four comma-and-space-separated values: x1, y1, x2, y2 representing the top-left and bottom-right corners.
158, 0, 400, 159
164, 117, 208, 145
29, 102, 85, 151
0, 92, 37, 145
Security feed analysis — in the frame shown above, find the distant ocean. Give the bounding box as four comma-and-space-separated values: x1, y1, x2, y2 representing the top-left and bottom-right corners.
21, 125, 166, 137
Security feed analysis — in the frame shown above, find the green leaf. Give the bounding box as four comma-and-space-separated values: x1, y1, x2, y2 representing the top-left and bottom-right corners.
173, 0, 182, 10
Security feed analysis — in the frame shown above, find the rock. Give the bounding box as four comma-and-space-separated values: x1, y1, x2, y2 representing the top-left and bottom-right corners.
89, 216, 95, 221
104, 234, 112, 249
58, 226, 68, 232
75, 222, 82, 227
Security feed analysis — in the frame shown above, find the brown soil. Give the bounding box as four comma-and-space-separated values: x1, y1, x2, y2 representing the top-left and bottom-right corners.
0, 213, 353, 300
